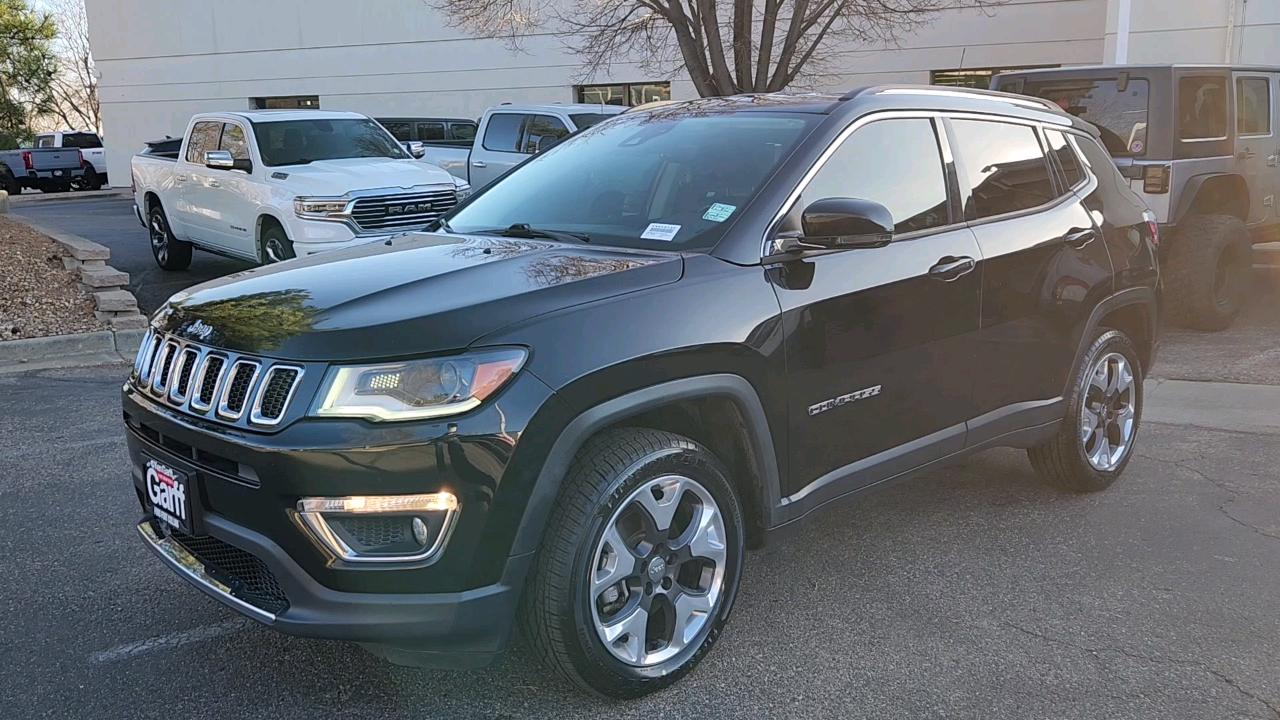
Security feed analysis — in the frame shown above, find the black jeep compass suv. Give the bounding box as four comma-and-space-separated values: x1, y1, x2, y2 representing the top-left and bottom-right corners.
124, 87, 1160, 698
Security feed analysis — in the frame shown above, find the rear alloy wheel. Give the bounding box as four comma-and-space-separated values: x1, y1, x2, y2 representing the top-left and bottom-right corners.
1029, 328, 1143, 492
149, 206, 192, 271
522, 428, 744, 698
74, 167, 103, 191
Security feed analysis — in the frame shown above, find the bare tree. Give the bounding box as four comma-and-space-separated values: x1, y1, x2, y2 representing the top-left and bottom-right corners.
432, 0, 1006, 97
35, 0, 98, 132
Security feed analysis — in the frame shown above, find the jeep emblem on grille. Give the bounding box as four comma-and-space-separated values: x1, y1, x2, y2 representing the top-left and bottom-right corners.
187, 319, 214, 341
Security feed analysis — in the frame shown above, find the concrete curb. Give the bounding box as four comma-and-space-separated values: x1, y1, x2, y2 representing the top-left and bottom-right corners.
0, 326, 145, 373
1, 213, 147, 330
6, 187, 129, 204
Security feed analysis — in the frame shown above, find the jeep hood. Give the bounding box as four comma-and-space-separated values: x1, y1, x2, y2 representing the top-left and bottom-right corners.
153, 233, 683, 361
268, 157, 458, 197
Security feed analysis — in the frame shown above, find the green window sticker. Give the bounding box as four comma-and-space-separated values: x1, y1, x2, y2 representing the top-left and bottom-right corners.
702, 203, 737, 223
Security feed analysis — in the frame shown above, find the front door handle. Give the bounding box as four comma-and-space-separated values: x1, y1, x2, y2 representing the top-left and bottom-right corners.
928, 256, 976, 282
1064, 227, 1097, 249
174, 173, 188, 182
1239, 148, 1257, 161
208, 179, 220, 188
471, 161, 487, 168
1268, 152, 1278, 167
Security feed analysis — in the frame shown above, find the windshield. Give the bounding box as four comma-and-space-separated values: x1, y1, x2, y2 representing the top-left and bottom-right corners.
253, 119, 409, 166
446, 111, 817, 251
1012, 78, 1150, 156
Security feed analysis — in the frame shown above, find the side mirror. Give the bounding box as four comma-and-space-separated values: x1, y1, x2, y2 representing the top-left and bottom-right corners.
777, 197, 894, 253
204, 150, 234, 169
403, 141, 426, 159
536, 135, 561, 153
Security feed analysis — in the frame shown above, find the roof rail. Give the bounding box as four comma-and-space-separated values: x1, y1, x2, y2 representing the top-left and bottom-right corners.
855, 86, 1060, 112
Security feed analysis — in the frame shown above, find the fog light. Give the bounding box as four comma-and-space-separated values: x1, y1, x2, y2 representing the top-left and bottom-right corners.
295, 492, 459, 563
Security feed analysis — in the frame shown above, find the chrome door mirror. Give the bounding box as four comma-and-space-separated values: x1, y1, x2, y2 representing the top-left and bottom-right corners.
403, 141, 426, 159
204, 150, 234, 169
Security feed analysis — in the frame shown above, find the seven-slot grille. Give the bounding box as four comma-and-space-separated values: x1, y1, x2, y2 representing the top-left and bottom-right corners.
132, 329, 304, 428
348, 188, 457, 232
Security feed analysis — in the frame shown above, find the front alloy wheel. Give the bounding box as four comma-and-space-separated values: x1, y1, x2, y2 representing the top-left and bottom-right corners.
590, 475, 728, 667
522, 428, 744, 698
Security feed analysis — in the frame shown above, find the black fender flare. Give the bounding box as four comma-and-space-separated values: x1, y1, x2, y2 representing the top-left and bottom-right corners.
1173, 172, 1246, 224
509, 373, 783, 556
1067, 286, 1159, 387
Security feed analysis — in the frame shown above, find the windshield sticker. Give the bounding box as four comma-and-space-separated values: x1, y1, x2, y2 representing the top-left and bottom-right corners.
702, 203, 737, 223
641, 223, 681, 241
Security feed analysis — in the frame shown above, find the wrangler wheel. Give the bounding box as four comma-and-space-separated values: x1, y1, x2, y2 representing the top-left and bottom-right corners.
521, 428, 744, 698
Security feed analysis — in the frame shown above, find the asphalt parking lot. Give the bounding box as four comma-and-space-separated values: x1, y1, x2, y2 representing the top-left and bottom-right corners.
9, 194, 252, 314
2, 199, 1279, 718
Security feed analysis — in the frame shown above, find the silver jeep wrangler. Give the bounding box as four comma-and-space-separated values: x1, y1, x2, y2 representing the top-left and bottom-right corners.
996, 64, 1278, 330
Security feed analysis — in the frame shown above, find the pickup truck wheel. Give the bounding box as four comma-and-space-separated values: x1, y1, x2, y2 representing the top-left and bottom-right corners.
1028, 328, 1142, 492
1164, 214, 1251, 331
521, 427, 745, 699
261, 226, 295, 264
148, 206, 192, 271
1, 168, 18, 195
76, 167, 102, 191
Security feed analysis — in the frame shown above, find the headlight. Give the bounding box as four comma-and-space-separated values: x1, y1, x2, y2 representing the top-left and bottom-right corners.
313, 347, 526, 421
294, 196, 350, 218
453, 181, 472, 201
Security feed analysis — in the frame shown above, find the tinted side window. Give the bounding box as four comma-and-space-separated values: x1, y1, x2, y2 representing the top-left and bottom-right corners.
63, 133, 103, 148
1178, 76, 1229, 140
417, 122, 445, 141
522, 115, 570, 153
220, 123, 250, 160
451, 122, 477, 141
951, 120, 1055, 219
380, 121, 412, 142
1044, 129, 1083, 189
482, 114, 526, 152
801, 118, 950, 234
1237, 77, 1271, 135
185, 122, 223, 163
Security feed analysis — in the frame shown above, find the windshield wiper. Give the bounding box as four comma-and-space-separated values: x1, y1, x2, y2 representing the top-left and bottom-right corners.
428, 217, 454, 233
479, 224, 590, 243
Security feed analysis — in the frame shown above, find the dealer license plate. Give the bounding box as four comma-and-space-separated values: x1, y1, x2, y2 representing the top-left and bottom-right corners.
145, 458, 192, 534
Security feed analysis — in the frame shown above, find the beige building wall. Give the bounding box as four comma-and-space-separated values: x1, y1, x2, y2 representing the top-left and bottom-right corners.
85, 0, 1106, 183
1104, 0, 1280, 64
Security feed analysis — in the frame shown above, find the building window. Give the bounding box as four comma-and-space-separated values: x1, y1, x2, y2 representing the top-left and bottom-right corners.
931, 67, 1059, 90
251, 95, 320, 110
576, 82, 671, 107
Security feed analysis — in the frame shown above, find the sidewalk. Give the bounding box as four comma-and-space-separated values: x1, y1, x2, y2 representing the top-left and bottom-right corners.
1144, 378, 1280, 435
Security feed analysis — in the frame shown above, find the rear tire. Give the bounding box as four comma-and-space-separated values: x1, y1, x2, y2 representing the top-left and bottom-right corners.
1164, 214, 1251, 331
77, 167, 103, 191
1028, 328, 1143, 492
148, 205, 192, 271
521, 427, 745, 698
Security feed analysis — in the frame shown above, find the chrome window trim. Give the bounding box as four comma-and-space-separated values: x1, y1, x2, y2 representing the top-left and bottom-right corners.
216, 359, 261, 421
188, 353, 228, 413
248, 365, 305, 427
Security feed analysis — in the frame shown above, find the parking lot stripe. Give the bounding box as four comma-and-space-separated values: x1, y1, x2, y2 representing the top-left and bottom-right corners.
89, 618, 250, 664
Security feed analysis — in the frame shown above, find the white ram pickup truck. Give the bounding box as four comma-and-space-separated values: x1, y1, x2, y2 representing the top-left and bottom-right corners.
131, 110, 466, 270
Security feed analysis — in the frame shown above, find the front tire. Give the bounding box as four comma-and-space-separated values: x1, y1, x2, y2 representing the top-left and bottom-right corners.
260, 224, 295, 264
1, 168, 19, 195
522, 428, 745, 698
1164, 214, 1251, 331
148, 206, 192, 271
1028, 328, 1143, 492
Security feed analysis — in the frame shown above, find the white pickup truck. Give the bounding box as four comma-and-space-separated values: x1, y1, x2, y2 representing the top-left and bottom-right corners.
35, 131, 108, 189
422, 104, 624, 189
131, 110, 464, 270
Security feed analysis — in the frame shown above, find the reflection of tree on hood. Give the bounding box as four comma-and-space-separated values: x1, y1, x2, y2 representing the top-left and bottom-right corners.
170, 289, 318, 353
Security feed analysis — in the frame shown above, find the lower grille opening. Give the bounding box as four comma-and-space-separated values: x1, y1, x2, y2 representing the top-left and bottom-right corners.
166, 527, 289, 615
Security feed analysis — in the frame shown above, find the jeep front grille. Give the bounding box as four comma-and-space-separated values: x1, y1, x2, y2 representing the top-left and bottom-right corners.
133, 332, 306, 429
349, 189, 457, 232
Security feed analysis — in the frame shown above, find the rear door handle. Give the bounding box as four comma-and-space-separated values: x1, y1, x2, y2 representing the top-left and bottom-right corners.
471, 161, 487, 168
208, 179, 220, 188
174, 173, 188, 182
1240, 148, 1257, 161
928, 256, 976, 282
1064, 227, 1097, 249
